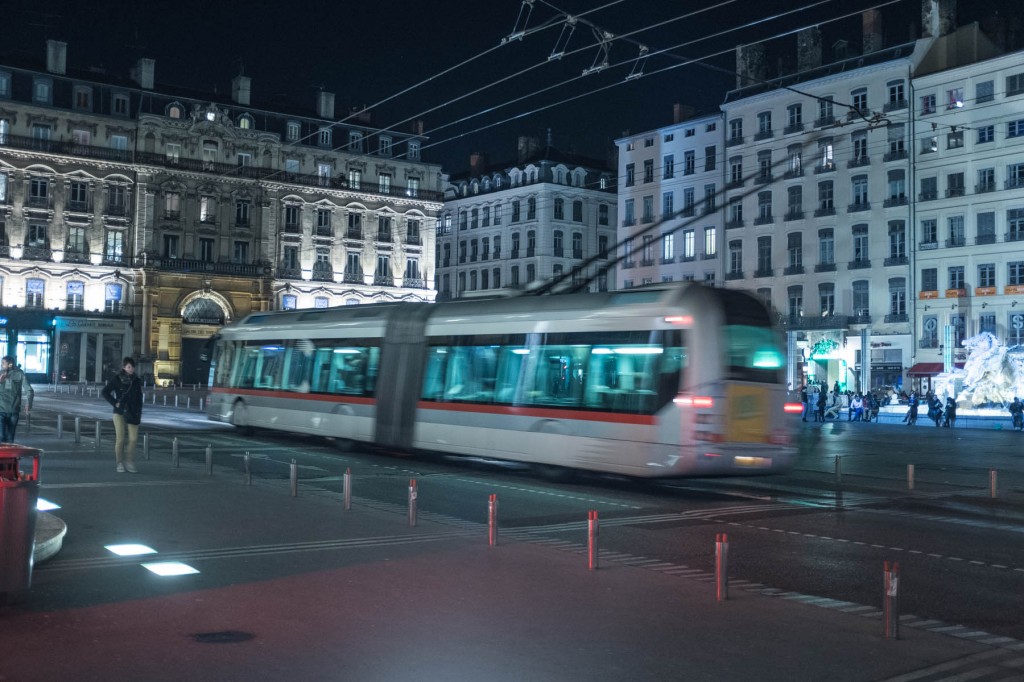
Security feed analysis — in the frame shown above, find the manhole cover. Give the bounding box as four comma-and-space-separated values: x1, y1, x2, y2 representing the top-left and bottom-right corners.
191, 630, 255, 644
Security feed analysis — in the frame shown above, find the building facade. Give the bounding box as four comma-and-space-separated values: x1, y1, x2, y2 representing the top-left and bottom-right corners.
615, 112, 723, 288
0, 41, 441, 384
436, 142, 616, 299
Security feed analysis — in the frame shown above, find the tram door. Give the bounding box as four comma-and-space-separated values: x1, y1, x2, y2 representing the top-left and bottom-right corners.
375, 304, 432, 449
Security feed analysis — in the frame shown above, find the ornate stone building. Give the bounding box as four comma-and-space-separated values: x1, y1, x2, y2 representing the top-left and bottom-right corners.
0, 41, 441, 384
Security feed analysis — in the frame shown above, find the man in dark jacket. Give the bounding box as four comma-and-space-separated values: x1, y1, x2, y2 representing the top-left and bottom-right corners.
101, 357, 144, 473
0, 355, 33, 442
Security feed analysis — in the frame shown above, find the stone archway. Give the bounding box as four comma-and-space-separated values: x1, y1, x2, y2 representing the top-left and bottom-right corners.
178, 292, 233, 385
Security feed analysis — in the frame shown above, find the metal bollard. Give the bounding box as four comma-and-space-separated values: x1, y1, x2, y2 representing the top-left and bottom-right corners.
74, 416, 81, 444
716, 533, 730, 601
152, 393, 157, 405
290, 459, 298, 497
172, 436, 179, 468
343, 467, 352, 510
244, 452, 252, 486
907, 464, 915, 490
488, 494, 498, 547
199, 398, 205, 412
205, 444, 213, 476
990, 469, 998, 498
883, 561, 900, 639
175, 395, 179, 408
834, 455, 842, 483
588, 510, 600, 570
94, 421, 101, 451
143, 433, 150, 460
57, 414, 63, 439
163, 395, 167, 406
408, 479, 418, 527
187, 397, 192, 410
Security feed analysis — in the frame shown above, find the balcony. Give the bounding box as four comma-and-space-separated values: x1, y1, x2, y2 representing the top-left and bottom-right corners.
407, 234, 422, 246
343, 272, 365, 284
680, 207, 695, 218
883, 99, 908, 112
884, 256, 909, 266
702, 252, 717, 260
726, 179, 744, 190
106, 204, 128, 217
753, 215, 774, 226
918, 240, 938, 250
22, 245, 53, 261
813, 116, 835, 128
573, 249, 583, 259
847, 202, 871, 213
278, 266, 302, 280
662, 257, 677, 265
753, 268, 773, 278
849, 313, 872, 325
315, 226, 333, 238
726, 136, 745, 147
622, 261, 635, 269
814, 206, 836, 218
753, 129, 774, 141
526, 247, 536, 257
283, 223, 301, 234
1006, 231, 1024, 243
945, 187, 965, 198
640, 260, 655, 268
847, 156, 871, 169
976, 233, 997, 245
510, 249, 520, 259
847, 259, 871, 269
784, 123, 804, 135
918, 191, 937, 202
67, 199, 92, 213
883, 195, 908, 208
754, 173, 773, 185
376, 231, 392, 242
725, 271, 744, 281
784, 211, 804, 222
553, 247, 564, 257
883, 149, 908, 162
884, 313, 909, 323
846, 109, 869, 121
780, 313, 848, 330
403, 278, 426, 289
783, 265, 804, 276
814, 263, 837, 273
725, 219, 744, 230
373, 274, 394, 287
346, 229, 363, 240
945, 236, 966, 248
157, 258, 266, 276
1006, 178, 1024, 190
27, 195, 51, 209
162, 210, 181, 221
622, 219, 636, 227
311, 265, 334, 282
783, 168, 804, 179
814, 163, 835, 175
63, 249, 90, 264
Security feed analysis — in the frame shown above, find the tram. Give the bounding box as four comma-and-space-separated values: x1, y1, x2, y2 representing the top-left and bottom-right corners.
206, 282, 795, 478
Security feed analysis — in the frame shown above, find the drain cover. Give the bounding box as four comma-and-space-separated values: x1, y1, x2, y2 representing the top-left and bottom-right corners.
191, 630, 255, 644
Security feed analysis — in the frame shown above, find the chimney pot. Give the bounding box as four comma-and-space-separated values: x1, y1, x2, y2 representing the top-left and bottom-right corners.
130, 58, 155, 90
232, 75, 251, 106
317, 91, 335, 119
46, 40, 67, 75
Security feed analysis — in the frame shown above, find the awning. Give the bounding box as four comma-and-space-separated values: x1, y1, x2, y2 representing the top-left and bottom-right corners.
906, 362, 964, 377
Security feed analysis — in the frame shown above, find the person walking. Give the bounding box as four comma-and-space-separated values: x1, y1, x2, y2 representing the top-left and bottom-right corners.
816, 385, 827, 422
800, 384, 810, 422
101, 357, 143, 473
1010, 397, 1023, 431
0, 355, 33, 442
942, 396, 957, 428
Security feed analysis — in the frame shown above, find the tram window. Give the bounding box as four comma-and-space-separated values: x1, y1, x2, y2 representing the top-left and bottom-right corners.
494, 348, 529, 403
282, 341, 313, 392
311, 343, 376, 396
256, 346, 284, 389
421, 348, 449, 401
442, 346, 497, 402
522, 345, 588, 407
723, 326, 784, 383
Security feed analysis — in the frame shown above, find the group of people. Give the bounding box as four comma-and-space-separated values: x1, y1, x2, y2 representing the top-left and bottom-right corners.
799, 381, 881, 423
0, 355, 143, 474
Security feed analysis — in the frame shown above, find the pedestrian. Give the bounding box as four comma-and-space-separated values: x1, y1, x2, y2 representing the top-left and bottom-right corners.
800, 384, 810, 422
0, 355, 33, 443
848, 393, 864, 421
1010, 397, 1023, 431
816, 386, 827, 422
927, 394, 943, 427
101, 357, 144, 473
942, 397, 957, 428
904, 391, 919, 425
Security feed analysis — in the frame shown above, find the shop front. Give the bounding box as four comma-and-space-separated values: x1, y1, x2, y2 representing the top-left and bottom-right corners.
54, 316, 133, 384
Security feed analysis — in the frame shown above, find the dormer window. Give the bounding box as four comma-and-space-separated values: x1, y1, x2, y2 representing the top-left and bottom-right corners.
238, 114, 253, 129
167, 102, 184, 119
379, 136, 392, 156
113, 94, 130, 116
286, 121, 300, 141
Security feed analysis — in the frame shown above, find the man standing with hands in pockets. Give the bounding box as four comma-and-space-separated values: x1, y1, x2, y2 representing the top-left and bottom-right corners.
0, 355, 33, 442
102, 357, 143, 473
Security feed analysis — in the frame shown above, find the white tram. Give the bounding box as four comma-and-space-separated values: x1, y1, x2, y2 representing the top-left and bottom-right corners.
207, 283, 795, 478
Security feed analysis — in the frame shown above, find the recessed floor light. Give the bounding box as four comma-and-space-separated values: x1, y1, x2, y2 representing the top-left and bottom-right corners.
105, 544, 158, 557
141, 561, 199, 576
36, 498, 60, 511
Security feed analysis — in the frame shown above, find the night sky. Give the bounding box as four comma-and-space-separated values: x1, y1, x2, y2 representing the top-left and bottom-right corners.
1, 0, 1019, 173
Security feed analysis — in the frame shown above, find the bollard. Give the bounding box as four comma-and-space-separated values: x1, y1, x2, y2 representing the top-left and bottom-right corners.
244, 452, 252, 486
152, 393, 157, 405
408, 479, 418, 527
990, 469, 997, 498
290, 459, 298, 497
205, 444, 213, 476
143, 433, 150, 460
187, 397, 192, 410
907, 464, 915, 491
716, 533, 729, 601
883, 561, 900, 639
57, 414, 63, 439
172, 436, 179, 468
94, 421, 101, 451
587, 510, 600, 570
834, 455, 842, 483
175, 395, 179, 408
163, 395, 167, 406
199, 397, 205, 412
74, 416, 81, 444
343, 467, 352, 510
488, 494, 498, 547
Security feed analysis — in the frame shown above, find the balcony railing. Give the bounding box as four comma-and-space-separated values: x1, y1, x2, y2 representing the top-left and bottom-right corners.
22, 245, 53, 261
346, 229, 363, 240
780, 313, 848, 330
784, 168, 804, 179
883, 196, 908, 208
847, 156, 871, 169
0, 132, 445, 201
848, 259, 871, 269
403, 278, 426, 289
884, 313, 909, 323
156, 257, 267, 276
883, 99, 908, 112
918, 191, 937, 202
783, 123, 804, 135
918, 240, 938, 250
884, 256, 909, 266
784, 211, 804, 221
814, 163, 835, 174
315, 227, 333, 238
725, 219, 744, 229
1006, 231, 1024, 243
283, 224, 301, 234
813, 116, 835, 128
311, 266, 334, 282
63, 249, 90, 264
754, 268, 774, 278
278, 266, 302, 280
67, 199, 91, 212
976, 233, 996, 245
783, 265, 804, 276
976, 182, 996, 194
753, 129, 774, 141
343, 272, 365, 284
945, 187, 965, 198
814, 206, 836, 217
726, 136, 745, 147
1006, 178, 1024, 190
848, 202, 871, 213
753, 215, 774, 226
814, 263, 837, 273
754, 173, 773, 185
884, 149, 908, 162
106, 204, 128, 217
945, 236, 966, 248
373, 274, 394, 287
725, 271, 744, 281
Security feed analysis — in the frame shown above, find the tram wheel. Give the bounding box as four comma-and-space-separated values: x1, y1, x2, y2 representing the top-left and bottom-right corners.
533, 463, 575, 483
231, 400, 254, 435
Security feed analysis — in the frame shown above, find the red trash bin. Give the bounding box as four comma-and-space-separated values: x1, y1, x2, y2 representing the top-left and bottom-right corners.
0, 446, 42, 598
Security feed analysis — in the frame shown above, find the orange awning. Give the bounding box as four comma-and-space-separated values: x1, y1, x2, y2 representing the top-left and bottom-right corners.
906, 362, 964, 377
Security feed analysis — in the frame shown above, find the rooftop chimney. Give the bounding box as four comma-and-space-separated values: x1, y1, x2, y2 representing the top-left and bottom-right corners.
922, 0, 956, 38
672, 103, 695, 123
469, 152, 488, 176
232, 75, 251, 105
317, 91, 335, 119
517, 135, 540, 164
862, 9, 884, 54
735, 43, 767, 89
796, 27, 822, 72
46, 40, 67, 75
130, 58, 155, 90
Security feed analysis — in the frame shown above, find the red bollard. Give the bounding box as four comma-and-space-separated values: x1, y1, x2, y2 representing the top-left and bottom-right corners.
587, 510, 599, 570
488, 494, 498, 547
884, 560, 900, 639
715, 533, 729, 601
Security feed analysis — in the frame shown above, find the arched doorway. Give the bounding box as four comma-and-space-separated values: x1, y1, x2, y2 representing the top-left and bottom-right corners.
179, 295, 229, 385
